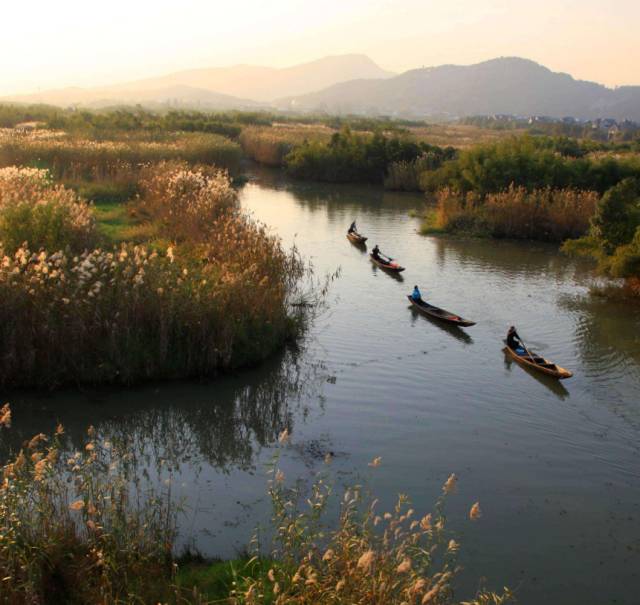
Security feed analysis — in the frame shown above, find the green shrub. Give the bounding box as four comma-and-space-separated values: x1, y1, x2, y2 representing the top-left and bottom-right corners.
419, 136, 640, 195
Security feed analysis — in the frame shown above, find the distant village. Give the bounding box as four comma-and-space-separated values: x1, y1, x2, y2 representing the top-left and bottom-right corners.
465, 114, 640, 140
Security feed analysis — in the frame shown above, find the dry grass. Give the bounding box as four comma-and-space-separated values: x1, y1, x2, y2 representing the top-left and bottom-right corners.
0, 415, 512, 604
408, 124, 527, 149
137, 161, 238, 242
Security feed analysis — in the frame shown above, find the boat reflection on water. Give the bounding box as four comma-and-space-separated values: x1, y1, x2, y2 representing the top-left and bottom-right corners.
503, 349, 570, 400
408, 306, 474, 345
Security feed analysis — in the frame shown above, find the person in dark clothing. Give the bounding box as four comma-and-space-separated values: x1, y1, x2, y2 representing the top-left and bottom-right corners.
348, 221, 357, 234
372, 244, 381, 259
507, 326, 525, 354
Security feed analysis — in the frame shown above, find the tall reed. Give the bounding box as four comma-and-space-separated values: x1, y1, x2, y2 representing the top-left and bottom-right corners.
231, 442, 512, 605
0, 409, 176, 603
0, 129, 243, 184
424, 186, 598, 241
0, 166, 96, 252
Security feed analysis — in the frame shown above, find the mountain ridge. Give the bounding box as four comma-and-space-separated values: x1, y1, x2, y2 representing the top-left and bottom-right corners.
3, 54, 393, 108
3, 56, 639, 120
278, 57, 640, 120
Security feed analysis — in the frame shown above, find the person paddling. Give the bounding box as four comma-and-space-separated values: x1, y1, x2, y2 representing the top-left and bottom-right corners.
348, 220, 357, 234
507, 326, 526, 355
411, 285, 422, 301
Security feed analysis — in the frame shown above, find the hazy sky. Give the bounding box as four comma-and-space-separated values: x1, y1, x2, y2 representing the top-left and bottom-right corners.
1, 0, 638, 95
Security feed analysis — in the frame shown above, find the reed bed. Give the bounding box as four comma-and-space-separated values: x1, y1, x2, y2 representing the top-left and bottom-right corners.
0, 236, 302, 388
0, 166, 96, 252
424, 186, 599, 241
0, 164, 304, 387
0, 129, 242, 185
239, 125, 333, 166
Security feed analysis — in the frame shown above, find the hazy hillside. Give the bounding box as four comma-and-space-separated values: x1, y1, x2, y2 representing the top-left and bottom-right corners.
3, 54, 393, 108
279, 57, 640, 120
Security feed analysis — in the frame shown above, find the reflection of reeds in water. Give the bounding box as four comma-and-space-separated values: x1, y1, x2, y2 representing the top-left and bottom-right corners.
1, 347, 321, 477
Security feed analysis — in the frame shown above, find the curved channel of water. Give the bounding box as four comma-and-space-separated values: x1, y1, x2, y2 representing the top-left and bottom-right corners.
3, 166, 639, 604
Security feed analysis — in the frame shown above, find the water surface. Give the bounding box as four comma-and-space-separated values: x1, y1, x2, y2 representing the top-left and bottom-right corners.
3, 166, 640, 605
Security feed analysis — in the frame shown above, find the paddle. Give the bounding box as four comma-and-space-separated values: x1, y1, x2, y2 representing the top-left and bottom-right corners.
515, 332, 537, 362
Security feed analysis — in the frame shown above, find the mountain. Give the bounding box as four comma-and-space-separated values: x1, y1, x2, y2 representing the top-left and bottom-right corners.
3, 54, 393, 109
278, 57, 640, 121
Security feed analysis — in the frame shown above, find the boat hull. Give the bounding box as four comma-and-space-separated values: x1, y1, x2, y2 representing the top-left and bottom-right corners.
504, 344, 572, 379
347, 232, 367, 244
406, 295, 475, 327
370, 254, 405, 272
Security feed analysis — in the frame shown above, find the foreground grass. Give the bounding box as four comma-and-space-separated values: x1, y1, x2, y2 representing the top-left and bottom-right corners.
0, 414, 512, 604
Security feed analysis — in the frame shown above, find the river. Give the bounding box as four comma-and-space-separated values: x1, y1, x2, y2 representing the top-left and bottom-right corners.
3, 166, 640, 604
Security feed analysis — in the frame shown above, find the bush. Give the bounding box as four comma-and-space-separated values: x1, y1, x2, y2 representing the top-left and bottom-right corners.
419, 136, 640, 195
0, 166, 96, 253
285, 129, 430, 184
385, 149, 458, 191
590, 177, 640, 253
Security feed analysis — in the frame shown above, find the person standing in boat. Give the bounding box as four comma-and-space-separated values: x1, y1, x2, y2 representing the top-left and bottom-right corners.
507, 326, 526, 355
372, 244, 381, 260
411, 285, 422, 301
348, 220, 357, 234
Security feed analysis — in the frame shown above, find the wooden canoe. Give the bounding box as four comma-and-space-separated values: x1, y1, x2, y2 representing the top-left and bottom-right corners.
370, 253, 405, 272
347, 231, 368, 244
504, 344, 573, 379
406, 295, 475, 327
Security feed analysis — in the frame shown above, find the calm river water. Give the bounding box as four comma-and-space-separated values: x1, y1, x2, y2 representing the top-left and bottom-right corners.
4, 166, 640, 604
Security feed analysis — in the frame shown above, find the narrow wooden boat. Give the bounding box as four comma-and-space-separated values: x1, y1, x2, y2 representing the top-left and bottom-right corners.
347, 231, 367, 244
504, 344, 573, 379
406, 295, 475, 327
370, 253, 405, 272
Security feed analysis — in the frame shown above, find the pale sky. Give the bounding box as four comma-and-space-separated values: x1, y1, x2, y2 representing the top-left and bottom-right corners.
1, 0, 638, 95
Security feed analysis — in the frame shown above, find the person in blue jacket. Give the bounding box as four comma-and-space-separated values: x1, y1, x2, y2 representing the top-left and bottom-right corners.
411, 285, 422, 301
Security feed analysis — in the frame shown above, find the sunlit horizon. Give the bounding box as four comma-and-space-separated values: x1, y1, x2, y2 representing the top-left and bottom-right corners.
1, 0, 638, 97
